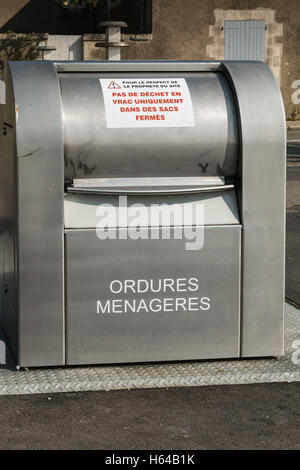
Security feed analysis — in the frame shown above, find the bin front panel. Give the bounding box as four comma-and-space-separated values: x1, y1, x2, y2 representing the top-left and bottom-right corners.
65, 226, 241, 365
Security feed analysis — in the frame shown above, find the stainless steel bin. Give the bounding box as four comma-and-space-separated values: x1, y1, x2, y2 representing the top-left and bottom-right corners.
0, 60, 286, 367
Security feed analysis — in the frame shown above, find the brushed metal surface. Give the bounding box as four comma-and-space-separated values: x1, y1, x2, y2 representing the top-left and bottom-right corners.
70, 175, 232, 195
0, 65, 18, 360
65, 226, 241, 365
67, 184, 235, 195
7, 61, 65, 367
0, 60, 285, 367
64, 191, 241, 229
60, 72, 239, 180
223, 61, 286, 357
72, 177, 226, 187
54, 61, 224, 74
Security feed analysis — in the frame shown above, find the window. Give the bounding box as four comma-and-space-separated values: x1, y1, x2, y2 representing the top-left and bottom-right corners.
224, 20, 266, 62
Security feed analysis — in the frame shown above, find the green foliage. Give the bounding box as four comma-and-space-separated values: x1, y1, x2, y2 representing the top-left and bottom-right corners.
56, 0, 99, 8
0, 34, 46, 74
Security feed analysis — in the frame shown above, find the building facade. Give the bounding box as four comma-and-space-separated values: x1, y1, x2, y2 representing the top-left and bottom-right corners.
0, 0, 300, 116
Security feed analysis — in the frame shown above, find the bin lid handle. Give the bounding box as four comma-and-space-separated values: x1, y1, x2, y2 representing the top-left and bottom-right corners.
67, 184, 235, 196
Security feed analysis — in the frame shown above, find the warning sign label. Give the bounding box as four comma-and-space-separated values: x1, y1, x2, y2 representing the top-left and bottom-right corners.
107, 81, 121, 89
99, 78, 195, 128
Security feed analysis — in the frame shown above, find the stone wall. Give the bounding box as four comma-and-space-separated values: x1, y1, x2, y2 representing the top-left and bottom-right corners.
110, 0, 300, 118
1, 1, 300, 116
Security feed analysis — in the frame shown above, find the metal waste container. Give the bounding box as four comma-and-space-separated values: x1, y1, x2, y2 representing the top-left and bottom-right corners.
0, 60, 286, 367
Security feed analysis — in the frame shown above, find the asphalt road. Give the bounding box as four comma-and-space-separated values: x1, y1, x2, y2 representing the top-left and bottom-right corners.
0, 134, 298, 450
0, 383, 299, 450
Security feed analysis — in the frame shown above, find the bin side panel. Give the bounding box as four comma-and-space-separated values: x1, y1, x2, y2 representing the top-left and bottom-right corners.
223, 61, 286, 357
10, 61, 64, 367
0, 66, 18, 361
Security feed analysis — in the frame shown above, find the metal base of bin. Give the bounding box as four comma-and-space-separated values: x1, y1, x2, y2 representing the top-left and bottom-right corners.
0, 303, 299, 396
